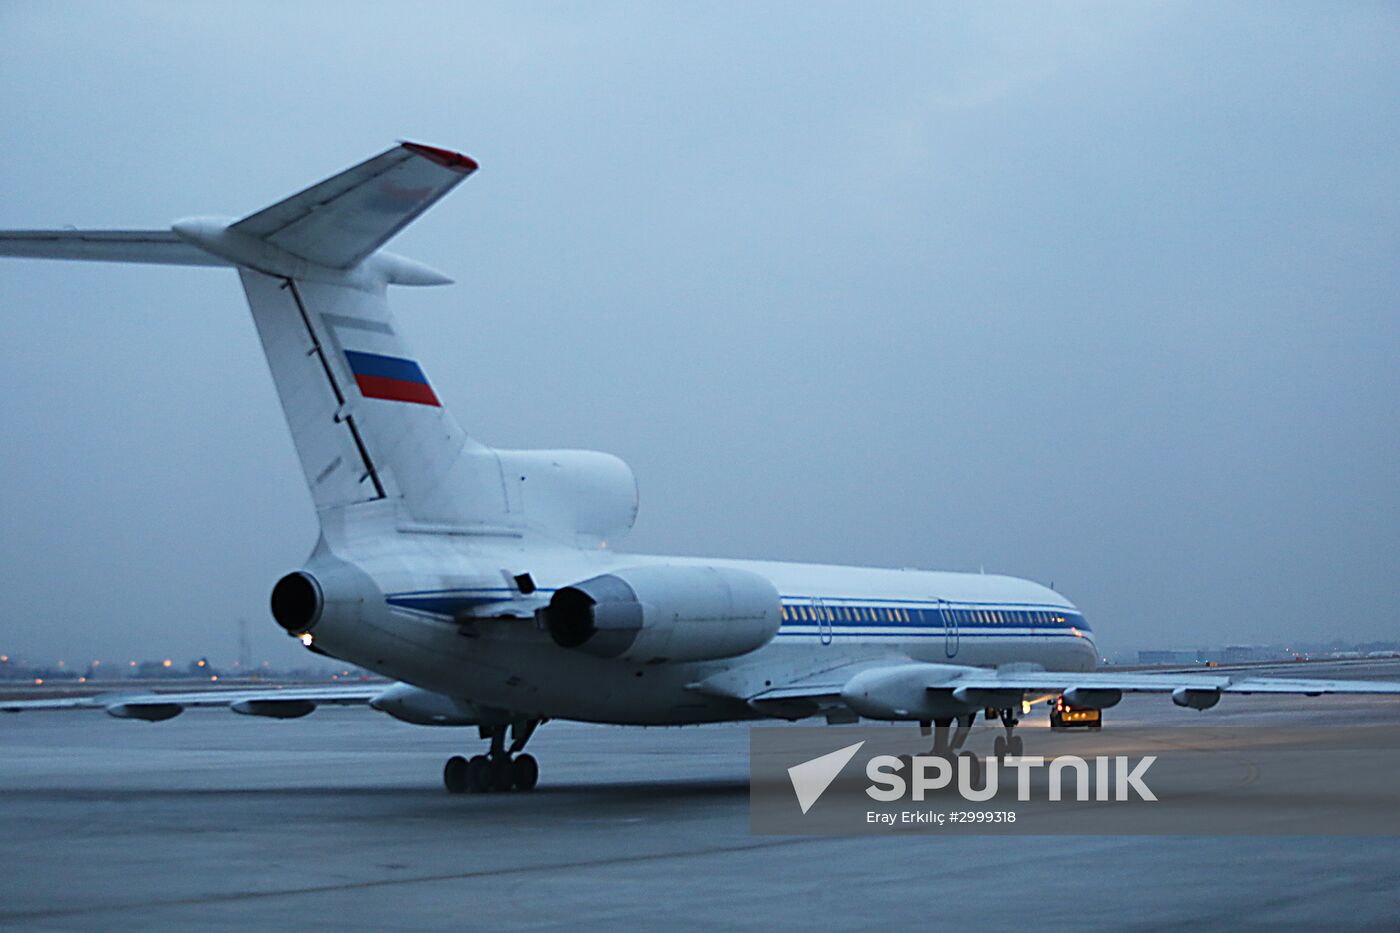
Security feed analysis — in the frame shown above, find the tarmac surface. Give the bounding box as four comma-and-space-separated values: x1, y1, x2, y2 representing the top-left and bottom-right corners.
2, 659, 1399, 931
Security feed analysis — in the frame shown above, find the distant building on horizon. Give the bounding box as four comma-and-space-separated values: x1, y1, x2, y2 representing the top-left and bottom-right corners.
1137, 649, 1207, 665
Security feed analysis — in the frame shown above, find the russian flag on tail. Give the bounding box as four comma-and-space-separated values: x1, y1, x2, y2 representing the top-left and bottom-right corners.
344, 350, 441, 407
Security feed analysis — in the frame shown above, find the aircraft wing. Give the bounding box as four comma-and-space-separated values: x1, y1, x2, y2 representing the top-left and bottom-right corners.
690, 658, 902, 720
742, 661, 1400, 720
939, 668, 1400, 696
229, 141, 477, 269
0, 684, 385, 720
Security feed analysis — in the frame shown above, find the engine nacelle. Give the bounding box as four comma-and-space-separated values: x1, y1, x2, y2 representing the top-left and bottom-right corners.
230, 699, 316, 719
841, 664, 997, 720
105, 701, 183, 721
544, 565, 781, 663
1172, 687, 1221, 710
1062, 687, 1123, 710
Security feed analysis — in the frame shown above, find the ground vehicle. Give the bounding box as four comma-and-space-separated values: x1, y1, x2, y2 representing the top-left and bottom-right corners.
1050, 694, 1102, 729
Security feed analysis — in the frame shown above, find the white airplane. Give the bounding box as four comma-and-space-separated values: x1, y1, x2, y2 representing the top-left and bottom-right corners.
4, 142, 1398, 793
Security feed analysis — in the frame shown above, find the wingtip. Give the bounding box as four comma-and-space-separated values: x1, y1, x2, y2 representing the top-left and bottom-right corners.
400, 141, 479, 173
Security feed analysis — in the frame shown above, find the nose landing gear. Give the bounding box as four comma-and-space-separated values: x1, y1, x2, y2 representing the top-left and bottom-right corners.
443, 719, 543, 794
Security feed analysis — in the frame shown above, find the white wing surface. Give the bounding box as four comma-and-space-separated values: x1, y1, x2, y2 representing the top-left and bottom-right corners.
0, 684, 385, 720
230, 142, 477, 268
737, 660, 1400, 720
0, 229, 228, 266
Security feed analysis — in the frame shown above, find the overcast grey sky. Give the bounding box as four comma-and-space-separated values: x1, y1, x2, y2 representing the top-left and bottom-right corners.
1, 2, 1397, 667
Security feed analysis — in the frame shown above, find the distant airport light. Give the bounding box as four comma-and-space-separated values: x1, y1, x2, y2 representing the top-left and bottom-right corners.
33, 678, 43, 685
162, 659, 172, 668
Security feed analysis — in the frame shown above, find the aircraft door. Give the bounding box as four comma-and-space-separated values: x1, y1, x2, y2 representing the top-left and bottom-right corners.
941, 599, 959, 658
812, 597, 833, 646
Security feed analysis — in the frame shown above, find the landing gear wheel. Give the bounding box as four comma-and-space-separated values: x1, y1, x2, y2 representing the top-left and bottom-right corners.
490, 756, 514, 792
467, 754, 492, 793
1009, 735, 1024, 757
511, 753, 539, 791
443, 755, 468, 794
994, 735, 1008, 761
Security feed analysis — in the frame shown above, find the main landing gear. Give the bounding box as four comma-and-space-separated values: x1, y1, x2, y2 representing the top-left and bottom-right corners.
991, 707, 1024, 761
443, 719, 542, 794
906, 708, 1025, 786
904, 713, 985, 784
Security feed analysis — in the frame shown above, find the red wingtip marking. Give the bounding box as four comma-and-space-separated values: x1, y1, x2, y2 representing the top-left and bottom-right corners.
401, 141, 479, 173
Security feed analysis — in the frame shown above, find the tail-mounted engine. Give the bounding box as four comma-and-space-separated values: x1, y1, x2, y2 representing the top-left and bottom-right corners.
270, 571, 323, 635
543, 565, 781, 664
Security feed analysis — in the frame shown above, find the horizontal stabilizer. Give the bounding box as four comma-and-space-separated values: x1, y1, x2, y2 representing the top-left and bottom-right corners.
0, 229, 229, 267
230, 141, 477, 269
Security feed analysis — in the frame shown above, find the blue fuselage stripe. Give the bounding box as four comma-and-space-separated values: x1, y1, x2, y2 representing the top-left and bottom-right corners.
384, 588, 1091, 635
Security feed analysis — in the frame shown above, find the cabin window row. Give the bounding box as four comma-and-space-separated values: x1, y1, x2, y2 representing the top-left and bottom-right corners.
781, 605, 910, 623
943, 609, 1071, 626
779, 605, 1072, 626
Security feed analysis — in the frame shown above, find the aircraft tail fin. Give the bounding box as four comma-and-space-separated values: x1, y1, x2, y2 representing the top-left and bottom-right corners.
1, 143, 510, 529
1, 143, 639, 543
234, 266, 509, 525
217, 143, 506, 525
